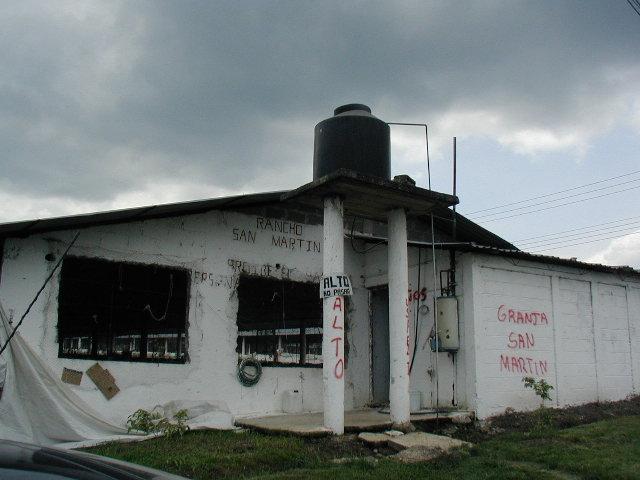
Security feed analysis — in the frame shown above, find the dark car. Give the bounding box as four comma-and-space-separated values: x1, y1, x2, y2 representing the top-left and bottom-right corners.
0, 440, 190, 479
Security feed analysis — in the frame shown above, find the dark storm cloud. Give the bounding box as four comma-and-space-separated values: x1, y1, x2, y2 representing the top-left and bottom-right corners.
1, 1, 639, 206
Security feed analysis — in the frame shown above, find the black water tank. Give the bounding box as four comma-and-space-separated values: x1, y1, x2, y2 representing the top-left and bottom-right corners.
313, 104, 390, 180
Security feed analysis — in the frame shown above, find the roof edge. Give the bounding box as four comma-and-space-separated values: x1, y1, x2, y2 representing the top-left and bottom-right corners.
0, 190, 288, 238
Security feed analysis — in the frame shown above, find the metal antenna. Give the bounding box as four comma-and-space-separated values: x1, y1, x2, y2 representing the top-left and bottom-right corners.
453, 137, 457, 241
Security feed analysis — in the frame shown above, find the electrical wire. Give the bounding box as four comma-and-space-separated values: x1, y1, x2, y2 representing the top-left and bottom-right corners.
408, 247, 421, 374
0, 231, 80, 357
430, 213, 440, 420
348, 215, 385, 253
521, 228, 640, 250
473, 183, 640, 223
530, 231, 640, 253
516, 222, 640, 248
627, 0, 640, 17
465, 169, 640, 215
469, 178, 640, 220
513, 214, 640, 242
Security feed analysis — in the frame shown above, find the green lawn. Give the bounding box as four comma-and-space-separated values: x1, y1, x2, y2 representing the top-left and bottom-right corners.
86, 415, 640, 479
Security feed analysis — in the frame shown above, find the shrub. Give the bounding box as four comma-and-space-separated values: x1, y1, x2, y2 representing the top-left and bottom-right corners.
126, 408, 190, 437
522, 376, 554, 403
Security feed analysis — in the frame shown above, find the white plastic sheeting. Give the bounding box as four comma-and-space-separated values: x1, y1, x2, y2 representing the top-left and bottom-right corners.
0, 302, 235, 446
150, 400, 233, 431
0, 303, 128, 445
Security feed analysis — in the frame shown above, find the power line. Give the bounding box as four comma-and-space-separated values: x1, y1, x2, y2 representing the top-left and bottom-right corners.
627, 0, 640, 17
530, 231, 640, 253
520, 224, 640, 249
470, 177, 640, 220
0, 232, 80, 357
476, 184, 640, 223
464, 169, 640, 216
516, 219, 640, 247
513, 214, 640, 242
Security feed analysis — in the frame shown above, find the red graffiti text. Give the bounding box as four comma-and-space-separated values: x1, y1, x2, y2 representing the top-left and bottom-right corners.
497, 304, 548, 325
407, 287, 427, 302
507, 331, 535, 349
500, 355, 548, 376
331, 297, 344, 379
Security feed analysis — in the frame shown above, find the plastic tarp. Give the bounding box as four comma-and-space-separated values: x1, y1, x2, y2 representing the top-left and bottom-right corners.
0, 303, 128, 445
0, 302, 235, 447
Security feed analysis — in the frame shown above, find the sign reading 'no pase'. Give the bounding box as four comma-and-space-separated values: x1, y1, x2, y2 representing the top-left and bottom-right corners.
320, 274, 353, 299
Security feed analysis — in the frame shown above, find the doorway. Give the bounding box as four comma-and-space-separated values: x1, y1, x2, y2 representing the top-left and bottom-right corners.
370, 287, 390, 405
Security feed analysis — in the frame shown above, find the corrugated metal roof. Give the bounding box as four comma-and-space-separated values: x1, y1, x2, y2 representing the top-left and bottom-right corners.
431, 206, 517, 250
455, 243, 640, 278
1, 186, 635, 277
0, 191, 285, 238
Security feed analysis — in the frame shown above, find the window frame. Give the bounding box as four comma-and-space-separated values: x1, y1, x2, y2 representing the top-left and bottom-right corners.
56, 256, 191, 364
235, 275, 323, 368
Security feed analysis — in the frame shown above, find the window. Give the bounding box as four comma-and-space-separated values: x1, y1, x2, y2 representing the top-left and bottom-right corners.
57, 256, 190, 363
236, 276, 322, 366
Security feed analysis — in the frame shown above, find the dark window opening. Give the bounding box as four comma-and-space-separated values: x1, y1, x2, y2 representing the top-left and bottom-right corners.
57, 256, 190, 363
236, 276, 322, 367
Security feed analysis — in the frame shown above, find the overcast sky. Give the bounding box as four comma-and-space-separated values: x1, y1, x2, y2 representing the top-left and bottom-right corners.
1, 1, 639, 266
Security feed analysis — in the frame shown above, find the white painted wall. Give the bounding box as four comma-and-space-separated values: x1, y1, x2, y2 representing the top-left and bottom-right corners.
4, 208, 638, 427
344, 242, 369, 410
593, 283, 634, 401
554, 277, 598, 406
469, 253, 640, 418
1, 209, 356, 426
363, 244, 465, 411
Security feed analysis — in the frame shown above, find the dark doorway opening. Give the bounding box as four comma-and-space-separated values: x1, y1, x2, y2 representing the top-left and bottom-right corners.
370, 286, 389, 405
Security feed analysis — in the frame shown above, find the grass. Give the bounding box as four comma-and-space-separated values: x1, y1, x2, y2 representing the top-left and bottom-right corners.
87, 410, 640, 479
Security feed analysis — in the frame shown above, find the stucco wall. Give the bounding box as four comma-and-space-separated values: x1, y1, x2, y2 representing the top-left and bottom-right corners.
8, 208, 635, 425
470, 253, 640, 418
363, 244, 469, 411
1, 208, 376, 425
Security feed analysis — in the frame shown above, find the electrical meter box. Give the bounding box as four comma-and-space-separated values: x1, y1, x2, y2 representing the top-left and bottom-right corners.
436, 296, 459, 351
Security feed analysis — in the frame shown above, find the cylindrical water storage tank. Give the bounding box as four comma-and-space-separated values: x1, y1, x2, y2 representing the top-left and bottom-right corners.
313, 104, 390, 180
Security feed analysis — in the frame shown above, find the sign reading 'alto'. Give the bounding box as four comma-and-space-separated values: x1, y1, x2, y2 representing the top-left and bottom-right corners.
320, 274, 353, 298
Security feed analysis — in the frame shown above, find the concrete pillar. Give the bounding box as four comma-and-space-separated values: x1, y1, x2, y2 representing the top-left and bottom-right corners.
322, 196, 345, 434
388, 207, 411, 428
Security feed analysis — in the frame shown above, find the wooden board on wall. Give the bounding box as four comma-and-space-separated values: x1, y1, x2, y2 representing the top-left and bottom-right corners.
86, 363, 120, 400
61, 367, 83, 386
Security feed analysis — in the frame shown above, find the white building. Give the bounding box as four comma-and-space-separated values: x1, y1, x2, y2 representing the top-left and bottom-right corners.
1, 105, 638, 440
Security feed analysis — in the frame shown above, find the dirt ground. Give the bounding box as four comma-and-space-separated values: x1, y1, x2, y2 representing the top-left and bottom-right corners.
249, 396, 640, 455
87, 396, 640, 479
416, 395, 640, 443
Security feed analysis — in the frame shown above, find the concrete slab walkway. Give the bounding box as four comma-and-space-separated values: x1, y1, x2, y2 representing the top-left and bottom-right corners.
234, 409, 474, 436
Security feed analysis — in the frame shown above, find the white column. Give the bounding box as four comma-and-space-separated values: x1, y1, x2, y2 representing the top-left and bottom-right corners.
322, 196, 345, 434
388, 207, 411, 427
